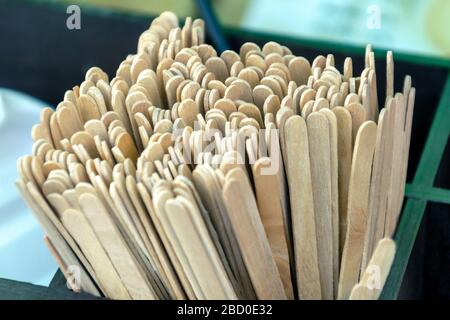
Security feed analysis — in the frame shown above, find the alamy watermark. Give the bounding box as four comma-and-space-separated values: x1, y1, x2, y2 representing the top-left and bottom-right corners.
165, 124, 282, 176
366, 4, 381, 30
66, 5, 81, 30
66, 265, 81, 291
365, 265, 382, 290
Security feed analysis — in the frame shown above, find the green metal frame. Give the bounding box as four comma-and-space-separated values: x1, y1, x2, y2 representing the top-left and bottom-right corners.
380, 74, 450, 299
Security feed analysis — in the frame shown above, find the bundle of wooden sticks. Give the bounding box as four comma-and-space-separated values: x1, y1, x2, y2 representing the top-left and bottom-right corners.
16, 12, 414, 300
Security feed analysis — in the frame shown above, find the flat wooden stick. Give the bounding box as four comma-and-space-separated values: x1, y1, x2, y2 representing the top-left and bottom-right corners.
385, 93, 407, 237
338, 121, 377, 300
126, 176, 179, 299
361, 108, 387, 274
111, 169, 155, 263
156, 191, 204, 299
368, 69, 379, 121
164, 196, 237, 299
320, 108, 340, 298
61, 208, 131, 299
307, 111, 333, 299
174, 175, 241, 297
79, 192, 157, 299
386, 87, 415, 237
193, 165, 254, 299
16, 180, 101, 296
397, 87, 415, 219
346, 103, 366, 144
210, 165, 255, 299
223, 167, 286, 300
146, 184, 197, 299
266, 125, 292, 263
136, 182, 187, 300
332, 107, 352, 259
252, 157, 294, 299
284, 115, 321, 299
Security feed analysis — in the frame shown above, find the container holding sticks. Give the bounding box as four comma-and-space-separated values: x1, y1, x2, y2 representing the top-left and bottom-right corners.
16, 11, 414, 300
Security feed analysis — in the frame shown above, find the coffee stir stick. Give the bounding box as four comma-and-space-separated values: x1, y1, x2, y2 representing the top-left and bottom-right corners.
252, 158, 294, 299
332, 107, 352, 257
338, 121, 377, 300
223, 168, 286, 300
320, 108, 339, 297
284, 115, 321, 299
307, 112, 333, 300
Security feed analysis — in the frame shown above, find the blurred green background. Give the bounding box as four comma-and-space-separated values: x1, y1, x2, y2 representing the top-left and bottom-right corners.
51, 0, 450, 59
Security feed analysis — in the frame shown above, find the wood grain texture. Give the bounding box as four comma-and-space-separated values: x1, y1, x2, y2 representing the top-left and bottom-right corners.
61, 208, 131, 300
338, 121, 377, 300
385, 94, 407, 237
320, 108, 340, 298
307, 112, 333, 299
136, 182, 187, 300
253, 157, 294, 299
79, 192, 157, 299
15, 180, 101, 296
223, 168, 286, 300
193, 166, 254, 299
361, 109, 387, 274
332, 107, 352, 258
164, 196, 237, 299
284, 116, 321, 299
373, 98, 395, 249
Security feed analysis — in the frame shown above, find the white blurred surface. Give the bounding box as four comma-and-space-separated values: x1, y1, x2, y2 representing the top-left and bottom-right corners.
0, 88, 57, 286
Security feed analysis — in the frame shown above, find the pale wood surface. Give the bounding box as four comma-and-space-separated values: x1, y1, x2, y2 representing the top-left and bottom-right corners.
307, 112, 333, 299
284, 116, 321, 299
223, 168, 286, 300
338, 121, 377, 300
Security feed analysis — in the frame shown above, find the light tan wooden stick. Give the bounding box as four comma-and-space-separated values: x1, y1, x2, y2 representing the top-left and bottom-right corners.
223, 167, 286, 300
284, 115, 321, 299
147, 184, 197, 299
307, 111, 333, 299
320, 108, 340, 298
361, 108, 387, 274
397, 87, 415, 220
136, 182, 187, 300
385, 94, 407, 237
164, 196, 237, 299
61, 208, 131, 300
332, 107, 352, 259
338, 121, 377, 300
373, 98, 395, 249
385, 87, 415, 237
193, 165, 255, 299
253, 157, 294, 299
79, 192, 157, 299
16, 180, 101, 296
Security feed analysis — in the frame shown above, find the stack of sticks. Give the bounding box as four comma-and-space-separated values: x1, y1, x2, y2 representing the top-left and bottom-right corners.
16, 11, 414, 300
